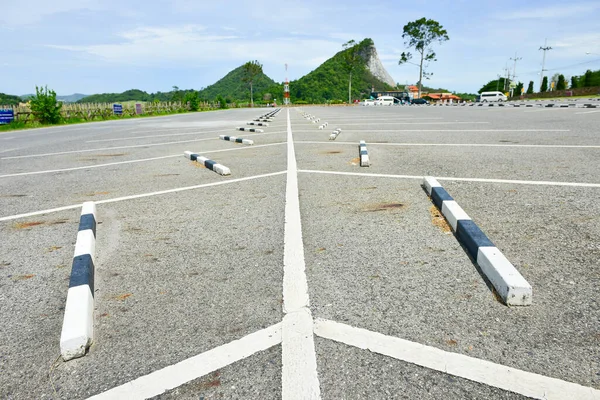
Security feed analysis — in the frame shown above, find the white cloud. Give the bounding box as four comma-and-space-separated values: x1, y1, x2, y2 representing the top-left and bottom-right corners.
45, 25, 342, 78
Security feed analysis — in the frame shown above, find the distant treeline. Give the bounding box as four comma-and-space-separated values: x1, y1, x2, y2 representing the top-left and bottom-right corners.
0, 93, 23, 106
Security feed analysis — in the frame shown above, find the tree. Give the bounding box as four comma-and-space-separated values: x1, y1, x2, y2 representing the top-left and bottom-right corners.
515, 82, 524, 96
242, 60, 263, 107
556, 74, 566, 90
478, 77, 507, 93
571, 76, 579, 89
541, 76, 548, 92
526, 81, 534, 94
342, 40, 361, 104
30, 85, 62, 124
184, 91, 200, 111
583, 70, 593, 87
398, 18, 449, 98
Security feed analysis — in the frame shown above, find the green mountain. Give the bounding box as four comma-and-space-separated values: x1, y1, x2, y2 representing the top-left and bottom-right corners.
290, 38, 396, 103
198, 65, 277, 102
0, 93, 23, 106
77, 89, 154, 103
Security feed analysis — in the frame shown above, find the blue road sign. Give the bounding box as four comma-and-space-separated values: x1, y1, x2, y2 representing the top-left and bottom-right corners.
113, 104, 123, 115
0, 109, 14, 125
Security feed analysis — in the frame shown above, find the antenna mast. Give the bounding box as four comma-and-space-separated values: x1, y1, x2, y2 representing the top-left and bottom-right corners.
284, 63, 290, 106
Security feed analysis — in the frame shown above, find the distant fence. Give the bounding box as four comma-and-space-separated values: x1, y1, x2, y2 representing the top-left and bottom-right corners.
0, 101, 256, 124
513, 86, 600, 100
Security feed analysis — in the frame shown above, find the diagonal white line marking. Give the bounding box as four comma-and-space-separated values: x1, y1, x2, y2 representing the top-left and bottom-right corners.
313, 319, 600, 400
282, 108, 321, 399
0, 171, 287, 222
87, 323, 283, 400
85, 127, 282, 143
0, 131, 286, 160
0, 143, 286, 179
298, 170, 600, 188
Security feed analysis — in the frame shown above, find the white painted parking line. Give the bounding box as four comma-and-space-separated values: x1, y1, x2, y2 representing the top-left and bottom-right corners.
575, 110, 600, 115
296, 141, 593, 149
0, 171, 287, 222
298, 170, 600, 188
1, 131, 286, 160
85, 128, 239, 143
313, 319, 600, 400
87, 323, 283, 400
338, 122, 490, 126
292, 129, 569, 133
282, 108, 321, 399
0, 143, 285, 179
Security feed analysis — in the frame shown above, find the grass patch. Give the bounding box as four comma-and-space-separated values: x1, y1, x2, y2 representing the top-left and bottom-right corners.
521, 94, 600, 101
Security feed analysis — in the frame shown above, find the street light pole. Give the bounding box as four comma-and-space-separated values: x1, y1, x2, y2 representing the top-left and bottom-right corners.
510, 52, 522, 97
539, 39, 552, 91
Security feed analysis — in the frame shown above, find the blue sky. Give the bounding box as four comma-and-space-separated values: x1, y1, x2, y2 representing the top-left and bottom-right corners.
2, 0, 600, 96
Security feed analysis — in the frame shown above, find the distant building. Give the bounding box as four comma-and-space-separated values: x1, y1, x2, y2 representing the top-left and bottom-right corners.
370, 90, 410, 101
423, 93, 462, 103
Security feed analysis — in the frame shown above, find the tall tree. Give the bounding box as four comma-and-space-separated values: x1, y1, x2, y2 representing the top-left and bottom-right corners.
526, 81, 534, 94
541, 76, 548, 92
515, 82, 524, 96
342, 40, 360, 104
556, 74, 566, 90
571, 76, 579, 89
398, 18, 449, 98
242, 60, 263, 107
583, 70, 593, 87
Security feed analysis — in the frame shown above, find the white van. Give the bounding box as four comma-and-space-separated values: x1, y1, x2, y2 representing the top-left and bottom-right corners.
375, 96, 395, 106
479, 91, 508, 102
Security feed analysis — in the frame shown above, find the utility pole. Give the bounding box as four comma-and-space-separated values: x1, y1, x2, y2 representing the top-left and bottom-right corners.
504, 63, 510, 91
510, 52, 522, 97
539, 39, 552, 92
496, 74, 501, 91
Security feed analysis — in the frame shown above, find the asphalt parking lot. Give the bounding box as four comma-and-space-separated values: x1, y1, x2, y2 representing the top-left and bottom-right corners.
1, 104, 599, 399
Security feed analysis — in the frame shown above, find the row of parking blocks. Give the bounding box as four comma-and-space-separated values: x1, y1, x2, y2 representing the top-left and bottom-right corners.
59, 176, 531, 361
183, 109, 281, 176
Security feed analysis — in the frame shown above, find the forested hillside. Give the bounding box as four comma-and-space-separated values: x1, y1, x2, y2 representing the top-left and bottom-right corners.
198, 65, 278, 102
0, 93, 23, 106
290, 38, 395, 103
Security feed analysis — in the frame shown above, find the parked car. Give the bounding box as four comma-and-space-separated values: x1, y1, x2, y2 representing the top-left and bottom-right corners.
360, 99, 376, 106
375, 96, 395, 106
478, 91, 507, 102
411, 98, 429, 105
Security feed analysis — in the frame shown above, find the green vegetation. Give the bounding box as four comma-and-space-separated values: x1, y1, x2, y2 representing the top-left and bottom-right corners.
541, 76, 548, 92
341, 40, 364, 104
526, 81, 534, 94
398, 18, 449, 98
556, 74, 566, 90
199, 64, 276, 104
290, 38, 392, 103
30, 85, 63, 124
241, 60, 264, 107
0, 93, 23, 106
478, 78, 509, 93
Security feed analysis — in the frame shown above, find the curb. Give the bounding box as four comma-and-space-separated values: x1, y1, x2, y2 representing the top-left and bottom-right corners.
60, 202, 97, 361
422, 177, 532, 306
329, 128, 341, 140
236, 127, 264, 133
318, 122, 328, 130
247, 122, 269, 126
358, 141, 370, 167
253, 119, 272, 122
219, 135, 254, 145
184, 151, 231, 175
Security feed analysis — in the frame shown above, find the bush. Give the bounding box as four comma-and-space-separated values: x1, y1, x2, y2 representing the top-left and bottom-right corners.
30, 85, 62, 124
184, 91, 200, 111
216, 95, 228, 109
540, 77, 548, 92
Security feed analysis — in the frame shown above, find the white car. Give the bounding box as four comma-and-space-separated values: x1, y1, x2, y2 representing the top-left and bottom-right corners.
375, 96, 395, 106
360, 99, 375, 106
